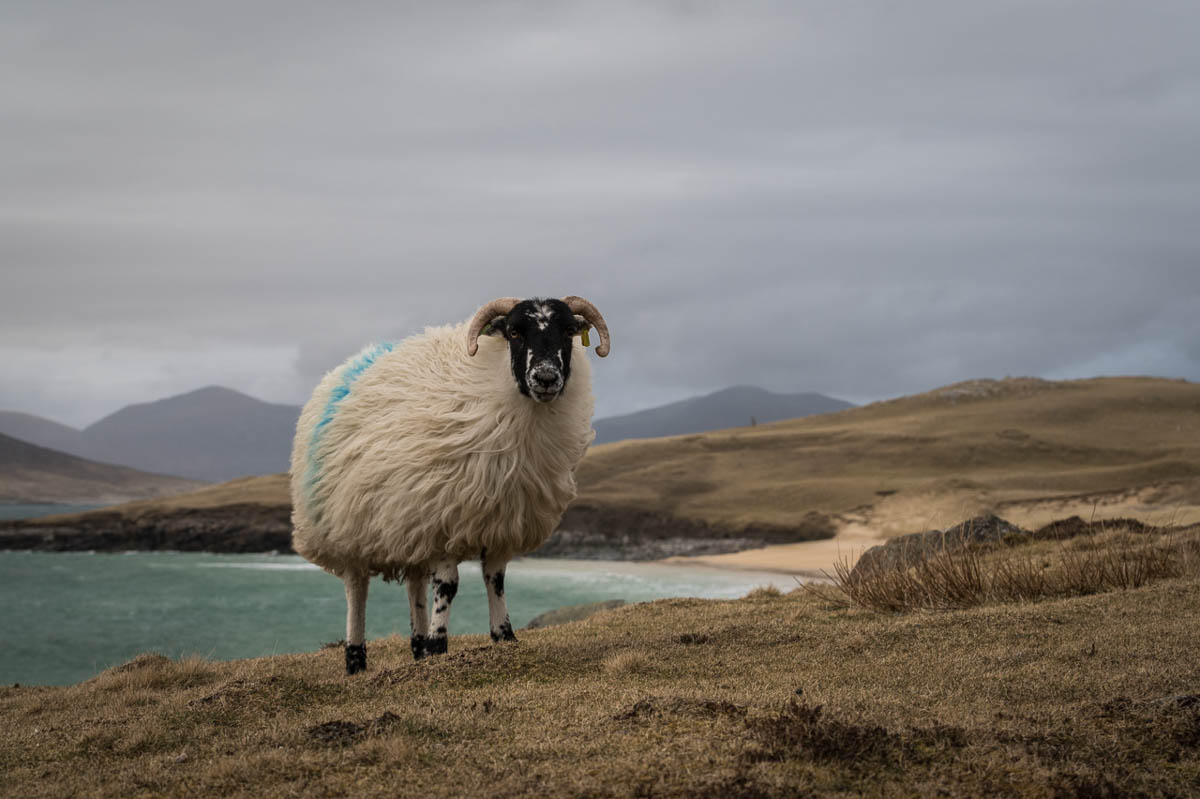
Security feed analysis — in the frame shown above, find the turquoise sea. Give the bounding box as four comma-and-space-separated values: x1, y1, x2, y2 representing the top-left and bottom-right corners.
0, 552, 794, 686
0, 503, 105, 520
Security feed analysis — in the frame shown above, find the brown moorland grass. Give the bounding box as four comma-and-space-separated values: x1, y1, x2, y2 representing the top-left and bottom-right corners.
3, 528, 1200, 797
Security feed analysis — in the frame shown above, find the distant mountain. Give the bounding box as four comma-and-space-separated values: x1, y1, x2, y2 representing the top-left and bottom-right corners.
0, 387, 301, 482
0, 382, 852, 483
592, 385, 854, 444
0, 432, 205, 504
0, 411, 86, 457
77, 386, 301, 483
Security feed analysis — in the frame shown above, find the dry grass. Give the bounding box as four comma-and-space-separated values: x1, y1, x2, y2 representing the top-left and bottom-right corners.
832, 522, 1200, 612
4, 529, 1200, 797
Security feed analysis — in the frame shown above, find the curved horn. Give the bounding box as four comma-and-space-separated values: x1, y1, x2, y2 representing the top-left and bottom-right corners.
466, 297, 521, 356
563, 295, 611, 357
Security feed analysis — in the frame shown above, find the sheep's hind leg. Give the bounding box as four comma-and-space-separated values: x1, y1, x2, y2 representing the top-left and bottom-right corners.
427, 560, 459, 656
482, 552, 517, 643
406, 569, 431, 660
343, 570, 369, 675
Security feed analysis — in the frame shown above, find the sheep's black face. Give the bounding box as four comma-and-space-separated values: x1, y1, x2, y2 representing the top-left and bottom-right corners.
487, 298, 585, 403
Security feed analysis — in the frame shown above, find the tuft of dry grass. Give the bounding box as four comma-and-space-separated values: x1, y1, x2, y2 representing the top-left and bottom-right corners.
603, 650, 654, 675
85, 653, 218, 693
832, 521, 1200, 612
744, 584, 783, 599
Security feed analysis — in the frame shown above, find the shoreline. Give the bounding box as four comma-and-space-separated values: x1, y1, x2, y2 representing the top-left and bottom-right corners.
0, 501, 839, 561
0, 534, 845, 585
0, 540, 836, 579
651, 554, 824, 584
6, 492, 1193, 577
661, 518, 885, 577
657, 553, 834, 581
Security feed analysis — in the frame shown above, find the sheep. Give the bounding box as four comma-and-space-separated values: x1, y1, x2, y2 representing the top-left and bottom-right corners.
290, 296, 611, 674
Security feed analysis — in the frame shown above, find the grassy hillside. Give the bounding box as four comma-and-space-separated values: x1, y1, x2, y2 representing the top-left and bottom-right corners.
3, 523, 1198, 797
51, 473, 291, 518
0, 432, 205, 504
576, 376, 1200, 532
19, 377, 1198, 551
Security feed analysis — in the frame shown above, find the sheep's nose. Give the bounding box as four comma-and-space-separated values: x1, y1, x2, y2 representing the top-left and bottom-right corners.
532, 367, 559, 387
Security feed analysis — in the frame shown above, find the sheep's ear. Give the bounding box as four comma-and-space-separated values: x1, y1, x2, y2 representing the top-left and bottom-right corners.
571, 315, 588, 334
482, 317, 507, 337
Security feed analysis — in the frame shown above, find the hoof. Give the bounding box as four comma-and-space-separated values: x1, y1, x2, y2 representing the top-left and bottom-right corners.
345, 643, 367, 675
411, 634, 428, 661
491, 621, 518, 643
426, 635, 448, 656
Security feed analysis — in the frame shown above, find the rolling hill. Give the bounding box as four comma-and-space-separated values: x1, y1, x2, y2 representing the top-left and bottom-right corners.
574, 375, 1200, 538
592, 385, 853, 444
0, 432, 205, 504
0, 411, 84, 455
9, 376, 1198, 558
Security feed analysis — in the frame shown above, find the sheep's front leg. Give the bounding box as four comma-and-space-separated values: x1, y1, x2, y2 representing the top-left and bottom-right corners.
427, 560, 459, 656
406, 570, 431, 661
343, 570, 369, 675
482, 552, 517, 643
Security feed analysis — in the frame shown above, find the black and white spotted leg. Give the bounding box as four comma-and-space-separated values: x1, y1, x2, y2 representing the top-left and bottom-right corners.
406, 570, 431, 661
427, 560, 459, 656
482, 552, 517, 644
342, 570, 369, 675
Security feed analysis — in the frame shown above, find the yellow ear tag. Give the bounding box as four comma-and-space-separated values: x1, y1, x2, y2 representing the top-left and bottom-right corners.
580, 327, 591, 347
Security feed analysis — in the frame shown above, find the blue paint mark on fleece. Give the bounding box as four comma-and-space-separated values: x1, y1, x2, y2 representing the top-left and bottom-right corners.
304, 341, 395, 515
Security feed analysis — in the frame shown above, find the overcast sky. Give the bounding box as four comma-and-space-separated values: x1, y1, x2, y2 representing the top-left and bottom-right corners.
2, 1, 1198, 427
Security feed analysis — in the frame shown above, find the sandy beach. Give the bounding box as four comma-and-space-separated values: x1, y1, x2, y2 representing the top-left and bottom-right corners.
662, 526, 881, 578
663, 480, 1200, 577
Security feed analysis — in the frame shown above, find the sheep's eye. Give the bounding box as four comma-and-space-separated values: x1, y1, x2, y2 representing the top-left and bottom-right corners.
508, 329, 522, 341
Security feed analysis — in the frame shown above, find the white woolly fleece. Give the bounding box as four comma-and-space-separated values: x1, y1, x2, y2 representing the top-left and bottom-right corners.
289, 321, 595, 580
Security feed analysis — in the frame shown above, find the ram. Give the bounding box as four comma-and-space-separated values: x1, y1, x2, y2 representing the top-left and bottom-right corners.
290, 296, 610, 673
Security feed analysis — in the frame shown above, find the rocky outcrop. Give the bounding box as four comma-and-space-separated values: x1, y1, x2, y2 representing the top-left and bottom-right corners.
0, 504, 293, 553
850, 513, 1172, 579
537, 505, 835, 560
851, 514, 1028, 576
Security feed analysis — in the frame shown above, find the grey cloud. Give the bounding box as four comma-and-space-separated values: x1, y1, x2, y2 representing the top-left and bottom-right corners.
1, 1, 1198, 426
